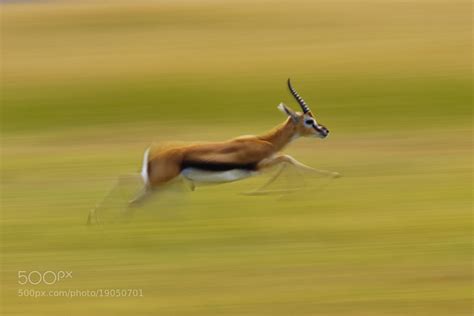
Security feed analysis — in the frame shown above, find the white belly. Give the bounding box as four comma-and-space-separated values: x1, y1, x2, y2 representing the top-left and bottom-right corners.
181, 168, 257, 183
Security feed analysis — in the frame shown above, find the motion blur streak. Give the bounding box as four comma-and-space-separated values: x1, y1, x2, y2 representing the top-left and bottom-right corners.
1, 0, 471, 315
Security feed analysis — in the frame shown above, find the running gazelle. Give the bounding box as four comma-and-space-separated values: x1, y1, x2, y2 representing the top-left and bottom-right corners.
130, 78, 339, 206
88, 79, 339, 223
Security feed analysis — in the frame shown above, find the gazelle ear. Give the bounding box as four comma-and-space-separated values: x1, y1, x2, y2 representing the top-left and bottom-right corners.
277, 103, 299, 123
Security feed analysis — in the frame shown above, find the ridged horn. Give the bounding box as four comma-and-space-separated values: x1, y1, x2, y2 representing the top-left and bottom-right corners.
287, 78, 311, 114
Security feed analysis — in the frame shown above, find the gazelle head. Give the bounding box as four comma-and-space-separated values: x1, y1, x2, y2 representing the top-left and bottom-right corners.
277, 79, 329, 138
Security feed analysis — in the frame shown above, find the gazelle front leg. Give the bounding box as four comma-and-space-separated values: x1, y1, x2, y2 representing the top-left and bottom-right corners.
259, 154, 340, 177
247, 154, 339, 194
286, 156, 340, 178
244, 155, 302, 194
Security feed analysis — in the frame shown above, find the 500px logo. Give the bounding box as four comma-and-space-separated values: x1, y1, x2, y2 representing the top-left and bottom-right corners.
18, 270, 73, 285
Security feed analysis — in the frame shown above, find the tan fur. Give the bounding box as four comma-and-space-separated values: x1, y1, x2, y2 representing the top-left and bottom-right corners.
146, 110, 321, 188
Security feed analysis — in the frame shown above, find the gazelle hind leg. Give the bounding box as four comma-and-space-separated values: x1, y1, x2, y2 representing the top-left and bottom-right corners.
87, 173, 141, 225
122, 186, 151, 221
128, 186, 151, 208
124, 156, 182, 218
88, 181, 117, 225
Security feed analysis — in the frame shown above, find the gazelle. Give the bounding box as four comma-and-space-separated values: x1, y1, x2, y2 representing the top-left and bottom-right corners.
130, 79, 339, 206
88, 79, 339, 223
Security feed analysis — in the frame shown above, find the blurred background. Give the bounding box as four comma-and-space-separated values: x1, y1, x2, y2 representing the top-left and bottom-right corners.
1, 0, 471, 315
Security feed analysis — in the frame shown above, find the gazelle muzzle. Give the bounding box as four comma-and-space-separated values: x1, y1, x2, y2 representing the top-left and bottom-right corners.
314, 124, 329, 138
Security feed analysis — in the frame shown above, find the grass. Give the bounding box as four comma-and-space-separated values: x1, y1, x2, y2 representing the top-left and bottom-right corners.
1, 0, 472, 315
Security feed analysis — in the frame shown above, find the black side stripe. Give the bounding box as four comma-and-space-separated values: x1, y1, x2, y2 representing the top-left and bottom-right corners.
181, 160, 258, 172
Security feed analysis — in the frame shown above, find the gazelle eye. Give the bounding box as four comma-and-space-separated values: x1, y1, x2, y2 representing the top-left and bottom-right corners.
305, 119, 313, 125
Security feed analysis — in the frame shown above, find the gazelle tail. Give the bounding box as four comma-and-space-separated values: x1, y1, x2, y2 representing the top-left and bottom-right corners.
140, 147, 150, 186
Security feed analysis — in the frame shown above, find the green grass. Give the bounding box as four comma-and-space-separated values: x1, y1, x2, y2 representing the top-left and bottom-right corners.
2, 75, 471, 134
1, 0, 472, 315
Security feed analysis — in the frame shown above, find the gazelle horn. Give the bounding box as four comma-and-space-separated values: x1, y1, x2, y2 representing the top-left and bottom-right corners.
287, 78, 311, 115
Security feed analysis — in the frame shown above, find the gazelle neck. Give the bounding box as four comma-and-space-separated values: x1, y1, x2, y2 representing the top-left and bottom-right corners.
258, 118, 299, 152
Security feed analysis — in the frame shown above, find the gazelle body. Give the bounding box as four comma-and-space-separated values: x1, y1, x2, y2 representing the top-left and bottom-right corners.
129, 79, 338, 206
